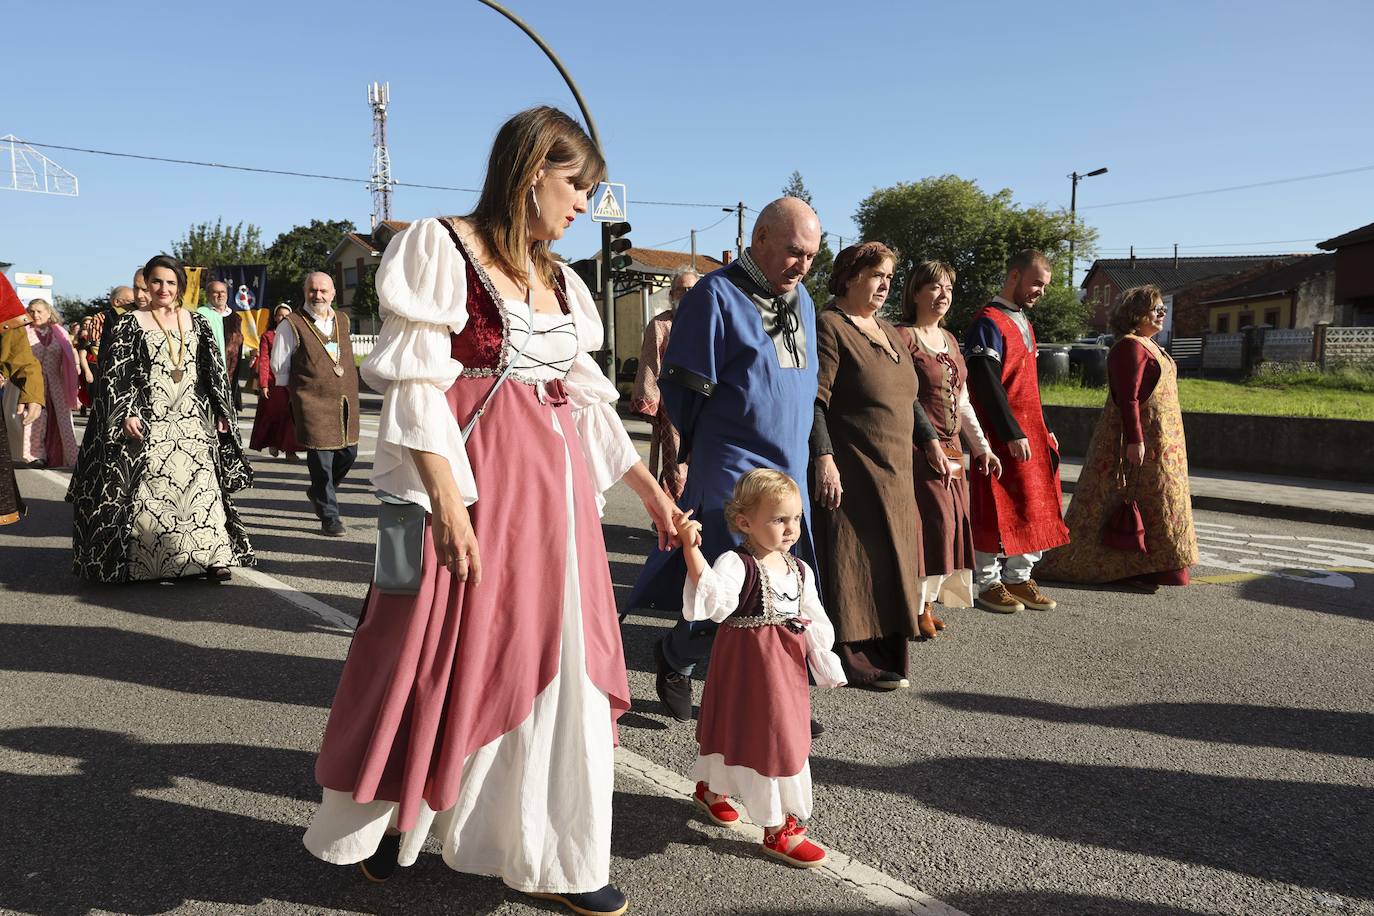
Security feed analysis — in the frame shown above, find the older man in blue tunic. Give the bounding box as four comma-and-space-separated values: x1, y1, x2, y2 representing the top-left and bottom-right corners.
627, 197, 822, 721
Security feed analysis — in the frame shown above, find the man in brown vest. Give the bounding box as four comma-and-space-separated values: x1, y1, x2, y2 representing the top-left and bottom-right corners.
270, 272, 360, 537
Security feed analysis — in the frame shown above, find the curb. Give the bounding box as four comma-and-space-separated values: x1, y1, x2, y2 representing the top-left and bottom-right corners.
1061, 479, 1374, 531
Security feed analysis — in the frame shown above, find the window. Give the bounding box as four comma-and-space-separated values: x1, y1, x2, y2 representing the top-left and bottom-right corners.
1215, 315, 1229, 333
343, 267, 358, 290
1238, 312, 1254, 329
1264, 308, 1280, 328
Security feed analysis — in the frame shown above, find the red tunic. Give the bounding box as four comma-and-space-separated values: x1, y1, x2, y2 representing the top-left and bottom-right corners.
967, 306, 1069, 555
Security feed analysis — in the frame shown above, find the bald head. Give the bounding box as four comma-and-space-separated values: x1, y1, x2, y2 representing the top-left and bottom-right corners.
110, 286, 135, 310
749, 197, 821, 295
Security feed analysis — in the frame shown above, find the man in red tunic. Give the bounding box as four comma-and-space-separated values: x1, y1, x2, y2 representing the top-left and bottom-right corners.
963, 249, 1069, 613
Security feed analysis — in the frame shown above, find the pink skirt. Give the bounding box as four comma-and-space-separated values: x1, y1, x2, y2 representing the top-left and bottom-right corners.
312, 377, 630, 832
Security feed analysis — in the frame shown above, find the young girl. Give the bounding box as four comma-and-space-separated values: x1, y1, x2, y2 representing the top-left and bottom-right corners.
676, 469, 846, 868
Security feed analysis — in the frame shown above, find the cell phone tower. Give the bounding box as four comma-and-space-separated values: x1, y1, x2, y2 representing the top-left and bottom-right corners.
367, 82, 394, 230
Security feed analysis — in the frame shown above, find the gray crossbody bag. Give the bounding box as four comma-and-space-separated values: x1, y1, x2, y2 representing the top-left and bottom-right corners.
374, 304, 536, 595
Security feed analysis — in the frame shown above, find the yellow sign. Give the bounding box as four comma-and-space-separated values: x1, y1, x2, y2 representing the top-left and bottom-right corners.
14, 272, 53, 287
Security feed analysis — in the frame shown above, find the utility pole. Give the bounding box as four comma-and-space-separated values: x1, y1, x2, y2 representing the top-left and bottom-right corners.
690, 229, 697, 271
1068, 166, 1108, 288
736, 202, 745, 258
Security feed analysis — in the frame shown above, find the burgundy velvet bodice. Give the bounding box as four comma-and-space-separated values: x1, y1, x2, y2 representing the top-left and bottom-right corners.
447, 242, 571, 373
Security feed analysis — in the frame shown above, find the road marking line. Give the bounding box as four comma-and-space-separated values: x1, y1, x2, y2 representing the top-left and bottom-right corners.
613, 747, 968, 915
233, 567, 357, 631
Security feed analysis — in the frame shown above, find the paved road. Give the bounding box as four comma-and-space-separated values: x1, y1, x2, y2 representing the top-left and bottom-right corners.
1, 398, 1370, 916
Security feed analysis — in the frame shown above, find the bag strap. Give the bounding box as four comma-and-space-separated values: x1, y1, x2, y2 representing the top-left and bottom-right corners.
460, 323, 533, 441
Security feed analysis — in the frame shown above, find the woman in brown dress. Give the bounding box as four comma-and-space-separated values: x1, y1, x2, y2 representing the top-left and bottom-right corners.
1039, 285, 1198, 589
894, 262, 1002, 635
810, 243, 936, 690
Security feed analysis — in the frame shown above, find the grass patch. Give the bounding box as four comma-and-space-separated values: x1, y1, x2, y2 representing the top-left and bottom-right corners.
1041, 377, 1374, 420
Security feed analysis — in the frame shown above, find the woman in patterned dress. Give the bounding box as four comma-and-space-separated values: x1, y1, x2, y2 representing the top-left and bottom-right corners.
67, 254, 253, 583
1039, 285, 1198, 589
16, 299, 80, 468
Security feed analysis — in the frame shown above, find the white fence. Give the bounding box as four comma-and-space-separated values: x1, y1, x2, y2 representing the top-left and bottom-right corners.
1202, 332, 1245, 370
351, 334, 379, 358
1324, 326, 1374, 366
1261, 328, 1315, 363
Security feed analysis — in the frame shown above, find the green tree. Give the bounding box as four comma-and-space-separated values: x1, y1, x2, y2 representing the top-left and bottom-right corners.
265, 218, 356, 308
170, 218, 266, 269
351, 264, 379, 318
53, 292, 109, 323
781, 170, 836, 305
854, 175, 1097, 340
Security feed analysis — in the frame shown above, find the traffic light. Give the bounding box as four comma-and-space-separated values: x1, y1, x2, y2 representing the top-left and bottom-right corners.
569, 257, 599, 292
603, 221, 632, 276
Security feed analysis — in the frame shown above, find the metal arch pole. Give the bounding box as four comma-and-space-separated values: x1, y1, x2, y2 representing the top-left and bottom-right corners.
475, 0, 614, 373
475, 0, 603, 156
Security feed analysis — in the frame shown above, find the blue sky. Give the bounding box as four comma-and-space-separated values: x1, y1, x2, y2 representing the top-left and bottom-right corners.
4, 0, 1372, 300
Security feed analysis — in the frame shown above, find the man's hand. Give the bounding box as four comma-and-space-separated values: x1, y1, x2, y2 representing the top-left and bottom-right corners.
123, 416, 145, 441
973, 450, 1003, 478
17, 402, 41, 425
1047, 432, 1059, 453
1009, 438, 1031, 461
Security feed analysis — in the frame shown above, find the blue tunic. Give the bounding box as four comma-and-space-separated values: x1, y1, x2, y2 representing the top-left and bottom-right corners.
626, 263, 818, 612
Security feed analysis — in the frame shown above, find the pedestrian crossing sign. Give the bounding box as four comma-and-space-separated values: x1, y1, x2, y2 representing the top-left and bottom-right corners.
591, 182, 627, 222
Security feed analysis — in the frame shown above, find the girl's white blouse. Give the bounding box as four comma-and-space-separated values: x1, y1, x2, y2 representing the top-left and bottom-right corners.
682, 551, 847, 688
360, 218, 639, 513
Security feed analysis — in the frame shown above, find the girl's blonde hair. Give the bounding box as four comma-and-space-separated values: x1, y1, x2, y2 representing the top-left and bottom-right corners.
725, 469, 801, 534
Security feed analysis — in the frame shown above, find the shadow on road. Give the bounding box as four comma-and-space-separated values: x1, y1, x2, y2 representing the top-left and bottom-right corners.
0, 624, 342, 707
0, 727, 704, 915
811, 754, 1374, 902
938, 890, 1221, 916
923, 692, 1374, 759
1231, 569, 1374, 623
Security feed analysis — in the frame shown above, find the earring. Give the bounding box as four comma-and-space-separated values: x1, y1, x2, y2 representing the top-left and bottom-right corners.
530, 186, 542, 219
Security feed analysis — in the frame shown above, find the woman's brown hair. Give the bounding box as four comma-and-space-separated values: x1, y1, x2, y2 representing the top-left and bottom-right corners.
1109, 284, 1162, 337
900, 260, 956, 324
466, 106, 606, 294
828, 241, 897, 297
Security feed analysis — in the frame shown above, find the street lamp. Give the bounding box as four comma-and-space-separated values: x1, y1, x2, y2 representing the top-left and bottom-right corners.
1068, 166, 1108, 288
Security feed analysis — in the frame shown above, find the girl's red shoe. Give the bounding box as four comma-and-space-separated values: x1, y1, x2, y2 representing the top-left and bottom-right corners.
761, 815, 827, 868
693, 781, 740, 826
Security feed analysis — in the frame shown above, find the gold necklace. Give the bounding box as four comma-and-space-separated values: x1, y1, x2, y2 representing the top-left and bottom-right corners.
149, 308, 188, 383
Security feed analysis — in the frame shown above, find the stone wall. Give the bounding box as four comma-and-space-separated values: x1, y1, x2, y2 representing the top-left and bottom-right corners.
1044, 405, 1374, 482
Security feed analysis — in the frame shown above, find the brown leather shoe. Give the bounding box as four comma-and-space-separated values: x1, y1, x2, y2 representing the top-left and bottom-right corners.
917, 609, 937, 639
975, 584, 1025, 614
1004, 579, 1057, 610
926, 602, 946, 631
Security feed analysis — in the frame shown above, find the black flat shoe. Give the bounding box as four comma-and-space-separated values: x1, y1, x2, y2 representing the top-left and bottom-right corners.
359, 832, 401, 883
860, 671, 909, 691
654, 638, 693, 722
810, 718, 825, 738
528, 884, 628, 916
204, 566, 231, 582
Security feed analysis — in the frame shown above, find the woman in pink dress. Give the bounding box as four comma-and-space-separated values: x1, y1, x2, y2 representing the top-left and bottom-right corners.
303, 107, 679, 916
17, 299, 80, 468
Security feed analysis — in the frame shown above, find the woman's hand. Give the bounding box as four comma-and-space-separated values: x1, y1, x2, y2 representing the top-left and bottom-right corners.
432, 494, 481, 584
123, 416, 145, 441
814, 454, 843, 510
973, 450, 1003, 478
922, 440, 953, 489
216, 417, 230, 434
1126, 441, 1146, 467
624, 461, 680, 550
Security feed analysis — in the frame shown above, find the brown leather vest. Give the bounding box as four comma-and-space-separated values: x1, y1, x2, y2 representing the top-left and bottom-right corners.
286, 309, 360, 449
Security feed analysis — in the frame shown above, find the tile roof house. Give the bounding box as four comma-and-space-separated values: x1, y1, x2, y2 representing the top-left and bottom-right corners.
1080, 255, 1305, 331
1196, 254, 1336, 333
1318, 221, 1374, 326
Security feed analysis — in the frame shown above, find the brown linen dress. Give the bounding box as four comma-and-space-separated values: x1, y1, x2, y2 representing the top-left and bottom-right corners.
897, 326, 976, 603
812, 306, 924, 659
